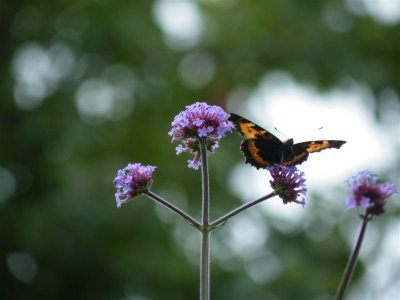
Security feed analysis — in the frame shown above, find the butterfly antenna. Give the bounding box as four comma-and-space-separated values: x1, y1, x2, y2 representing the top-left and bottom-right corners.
274, 127, 289, 140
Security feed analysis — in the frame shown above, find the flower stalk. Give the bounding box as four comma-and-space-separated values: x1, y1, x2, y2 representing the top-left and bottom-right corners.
335, 212, 371, 300
199, 138, 210, 300
146, 191, 201, 230
335, 171, 397, 299
210, 192, 276, 229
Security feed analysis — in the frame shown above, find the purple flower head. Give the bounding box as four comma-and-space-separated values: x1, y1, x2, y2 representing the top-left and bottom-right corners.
114, 163, 156, 208
169, 102, 234, 169
346, 171, 397, 216
268, 165, 307, 205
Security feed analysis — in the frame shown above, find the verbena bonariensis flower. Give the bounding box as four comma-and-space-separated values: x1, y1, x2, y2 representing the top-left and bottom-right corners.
114, 163, 156, 208
268, 165, 307, 205
168, 102, 234, 170
346, 170, 397, 216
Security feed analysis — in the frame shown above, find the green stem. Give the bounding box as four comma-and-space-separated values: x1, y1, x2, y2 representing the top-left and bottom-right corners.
199, 138, 210, 300
146, 191, 201, 230
200, 228, 210, 300
209, 192, 276, 229
335, 211, 371, 300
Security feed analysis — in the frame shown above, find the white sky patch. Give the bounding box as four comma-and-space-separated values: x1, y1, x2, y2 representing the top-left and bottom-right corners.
74, 65, 136, 123
245, 252, 283, 283
367, 218, 400, 298
0, 167, 16, 203
345, 0, 400, 25
12, 42, 75, 110
152, 0, 204, 50
346, 218, 400, 299
75, 79, 114, 118
224, 213, 268, 256
6, 251, 38, 283
179, 51, 216, 89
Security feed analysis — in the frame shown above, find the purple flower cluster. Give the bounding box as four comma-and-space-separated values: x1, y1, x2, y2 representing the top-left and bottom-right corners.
168, 102, 234, 170
268, 165, 307, 205
346, 171, 397, 215
114, 163, 156, 207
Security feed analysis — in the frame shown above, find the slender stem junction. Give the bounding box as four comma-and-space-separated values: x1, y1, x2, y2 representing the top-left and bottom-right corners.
210, 192, 276, 229
335, 211, 371, 300
146, 191, 201, 230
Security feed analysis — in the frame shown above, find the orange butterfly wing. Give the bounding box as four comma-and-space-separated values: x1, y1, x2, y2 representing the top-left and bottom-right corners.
229, 113, 346, 168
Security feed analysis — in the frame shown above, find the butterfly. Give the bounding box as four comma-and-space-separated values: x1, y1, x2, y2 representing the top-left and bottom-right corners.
229, 113, 346, 169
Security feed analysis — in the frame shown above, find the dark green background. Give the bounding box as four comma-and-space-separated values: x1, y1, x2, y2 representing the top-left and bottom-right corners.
1, 1, 399, 299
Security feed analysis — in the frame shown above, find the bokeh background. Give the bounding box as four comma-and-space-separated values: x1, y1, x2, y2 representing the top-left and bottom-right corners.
1, 0, 399, 299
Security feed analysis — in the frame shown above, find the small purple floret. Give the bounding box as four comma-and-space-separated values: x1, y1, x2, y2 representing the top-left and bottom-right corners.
345, 170, 397, 216
268, 165, 307, 205
113, 163, 156, 208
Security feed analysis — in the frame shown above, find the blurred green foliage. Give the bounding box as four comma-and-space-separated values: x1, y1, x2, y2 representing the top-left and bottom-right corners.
1, 0, 399, 299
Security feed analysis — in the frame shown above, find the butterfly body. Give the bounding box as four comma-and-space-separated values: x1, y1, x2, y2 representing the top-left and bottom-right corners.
229, 113, 346, 169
